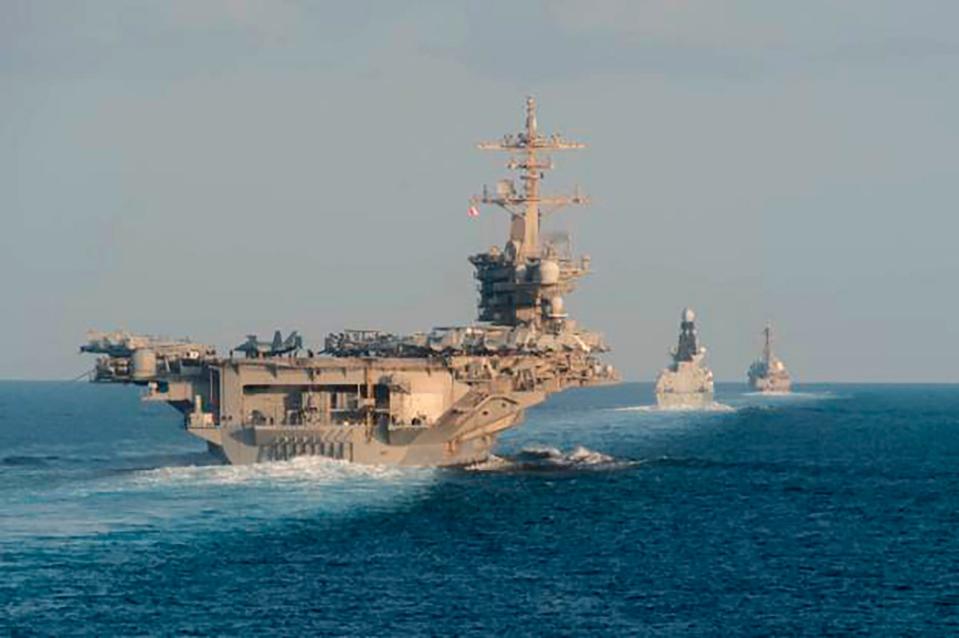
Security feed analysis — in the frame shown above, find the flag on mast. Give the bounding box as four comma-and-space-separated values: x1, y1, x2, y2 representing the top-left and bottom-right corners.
467, 205, 480, 218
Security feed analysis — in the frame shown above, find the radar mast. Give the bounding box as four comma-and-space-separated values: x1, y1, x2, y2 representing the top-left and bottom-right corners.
472, 96, 588, 259
469, 98, 593, 328
762, 324, 773, 364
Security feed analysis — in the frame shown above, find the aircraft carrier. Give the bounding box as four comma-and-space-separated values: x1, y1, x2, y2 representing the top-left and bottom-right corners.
80, 98, 619, 467
747, 324, 792, 393
654, 308, 715, 409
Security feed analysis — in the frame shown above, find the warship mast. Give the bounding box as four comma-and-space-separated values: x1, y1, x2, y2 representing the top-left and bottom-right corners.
472, 96, 587, 259
470, 97, 591, 327
762, 324, 773, 364
673, 308, 702, 363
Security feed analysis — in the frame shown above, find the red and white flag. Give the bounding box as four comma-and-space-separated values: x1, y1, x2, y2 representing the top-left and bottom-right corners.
467, 205, 480, 218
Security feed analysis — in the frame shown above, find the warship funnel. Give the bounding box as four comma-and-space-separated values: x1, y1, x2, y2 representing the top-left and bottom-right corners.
654, 308, 715, 409
79, 98, 619, 467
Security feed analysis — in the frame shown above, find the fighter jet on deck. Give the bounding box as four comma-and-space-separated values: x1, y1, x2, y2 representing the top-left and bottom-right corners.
234, 331, 303, 358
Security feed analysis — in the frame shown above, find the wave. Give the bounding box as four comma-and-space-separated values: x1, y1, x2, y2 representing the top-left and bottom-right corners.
463, 454, 513, 472
1, 454, 61, 467
742, 391, 836, 400
1, 456, 438, 542
518, 445, 615, 465
466, 445, 635, 473
127, 454, 428, 488
613, 402, 736, 413
0, 442, 211, 473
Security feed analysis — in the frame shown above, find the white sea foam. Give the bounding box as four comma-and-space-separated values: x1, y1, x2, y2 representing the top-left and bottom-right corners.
1, 456, 438, 541
565, 445, 617, 465
464, 454, 511, 472
467, 445, 630, 472
743, 391, 792, 397
613, 401, 736, 413
742, 391, 838, 400
128, 455, 417, 488
521, 444, 616, 465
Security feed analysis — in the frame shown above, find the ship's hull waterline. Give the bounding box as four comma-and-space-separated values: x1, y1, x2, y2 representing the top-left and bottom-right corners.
655, 390, 715, 410
198, 413, 522, 467
747, 377, 792, 393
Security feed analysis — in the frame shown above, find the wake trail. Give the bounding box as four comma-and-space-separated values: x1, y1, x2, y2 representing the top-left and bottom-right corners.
613, 402, 736, 413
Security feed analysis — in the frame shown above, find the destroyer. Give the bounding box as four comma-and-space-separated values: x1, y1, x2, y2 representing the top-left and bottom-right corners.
654, 308, 714, 409
80, 98, 618, 467
747, 324, 792, 392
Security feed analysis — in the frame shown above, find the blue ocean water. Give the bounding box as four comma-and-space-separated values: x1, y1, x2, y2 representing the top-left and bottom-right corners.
1, 382, 958, 636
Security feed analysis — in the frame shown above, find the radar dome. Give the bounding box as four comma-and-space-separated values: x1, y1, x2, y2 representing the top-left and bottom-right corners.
538, 260, 561, 285
682, 307, 696, 323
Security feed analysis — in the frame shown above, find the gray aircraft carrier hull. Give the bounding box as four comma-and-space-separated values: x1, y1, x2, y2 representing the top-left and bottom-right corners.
198, 413, 520, 467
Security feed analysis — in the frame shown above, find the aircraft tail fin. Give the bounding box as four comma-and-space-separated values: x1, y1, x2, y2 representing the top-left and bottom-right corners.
289, 331, 302, 350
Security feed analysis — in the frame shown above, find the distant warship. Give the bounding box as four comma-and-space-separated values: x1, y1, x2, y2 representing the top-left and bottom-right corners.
79, 98, 619, 467
747, 324, 792, 393
655, 308, 715, 409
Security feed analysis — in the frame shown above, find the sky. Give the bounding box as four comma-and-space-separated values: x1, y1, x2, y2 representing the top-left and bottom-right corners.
2, 0, 959, 382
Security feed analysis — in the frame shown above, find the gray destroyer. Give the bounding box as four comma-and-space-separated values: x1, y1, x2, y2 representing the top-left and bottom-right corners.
654, 308, 715, 409
80, 98, 618, 467
747, 324, 792, 393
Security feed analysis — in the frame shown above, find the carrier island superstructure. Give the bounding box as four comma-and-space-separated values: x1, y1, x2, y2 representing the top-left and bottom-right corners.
80, 98, 618, 467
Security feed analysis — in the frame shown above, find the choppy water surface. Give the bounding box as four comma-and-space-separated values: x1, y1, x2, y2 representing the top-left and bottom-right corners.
1, 382, 958, 635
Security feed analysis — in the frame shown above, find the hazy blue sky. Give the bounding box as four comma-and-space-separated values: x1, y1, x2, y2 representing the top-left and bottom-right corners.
3, 1, 959, 381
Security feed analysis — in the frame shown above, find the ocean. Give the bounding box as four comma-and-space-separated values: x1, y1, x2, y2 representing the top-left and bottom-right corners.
1, 382, 957, 636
